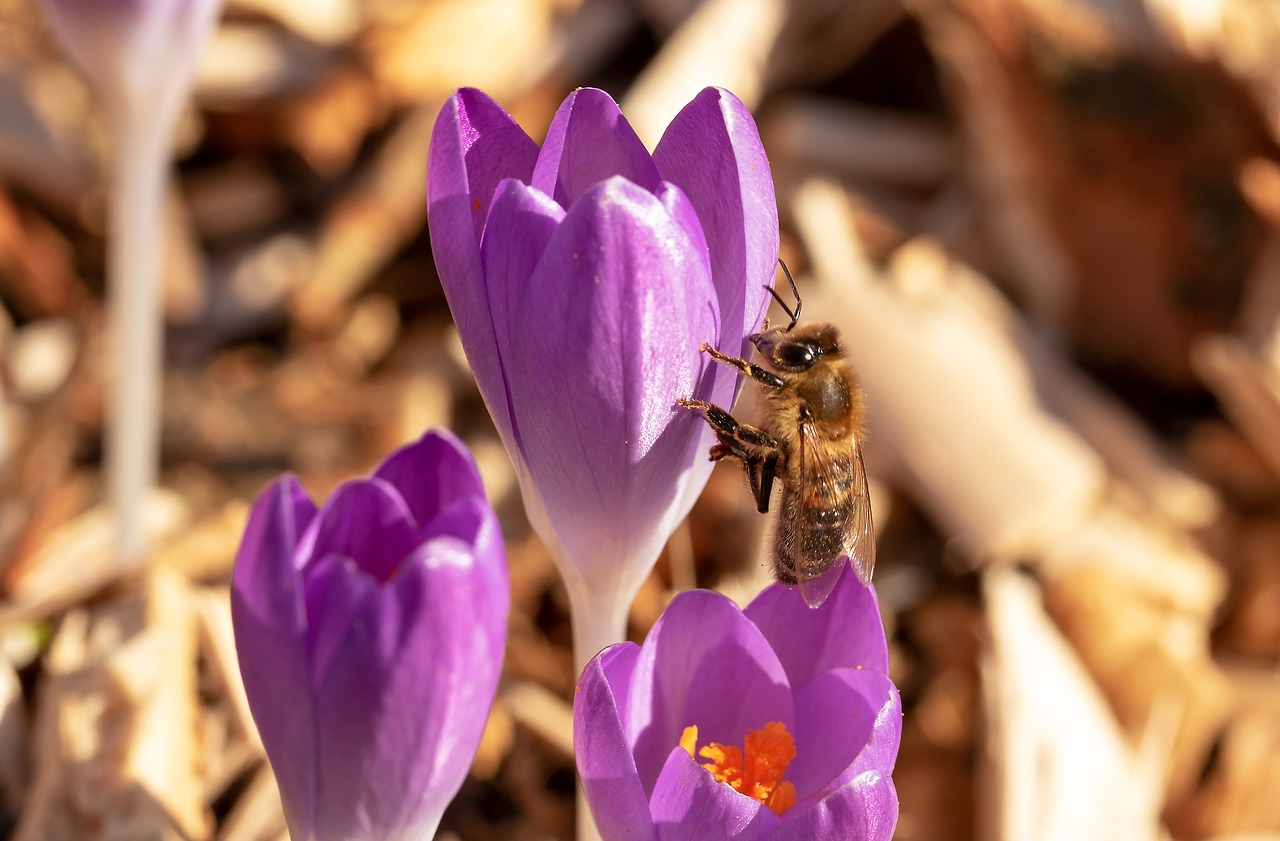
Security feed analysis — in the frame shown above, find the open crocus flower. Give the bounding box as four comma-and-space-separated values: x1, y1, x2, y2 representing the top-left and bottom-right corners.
574, 559, 900, 841
231, 430, 509, 841
427, 84, 778, 670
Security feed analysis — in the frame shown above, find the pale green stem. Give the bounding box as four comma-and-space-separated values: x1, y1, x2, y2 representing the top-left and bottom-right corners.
106, 104, 172, 563
566, 575, 632, 841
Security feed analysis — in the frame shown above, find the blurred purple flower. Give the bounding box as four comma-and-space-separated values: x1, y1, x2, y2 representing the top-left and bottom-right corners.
37, 0, 223, 115
574, 559, 900, 841
36, 0, 224, 563
231, 430, 509, 841
426, 85, 778, 623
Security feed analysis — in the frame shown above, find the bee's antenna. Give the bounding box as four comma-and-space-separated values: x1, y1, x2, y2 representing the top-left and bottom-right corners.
764, 259, 802, 330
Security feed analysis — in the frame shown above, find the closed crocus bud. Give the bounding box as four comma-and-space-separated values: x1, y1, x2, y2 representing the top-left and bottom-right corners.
35, 0, 224, 563
231, 430, 509, 841
37, 0, 222, 116
574, 559, 901, 841
427, 85, 779, 674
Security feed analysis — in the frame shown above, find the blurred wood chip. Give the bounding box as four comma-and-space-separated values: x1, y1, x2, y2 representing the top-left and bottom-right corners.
982, 569, 1168, 841
15, 567, 209, 841
912, 0, 1278, 387
1, 489, 191, 627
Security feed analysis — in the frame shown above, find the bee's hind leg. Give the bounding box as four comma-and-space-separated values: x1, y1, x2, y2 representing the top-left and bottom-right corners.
752, 453, 778, 514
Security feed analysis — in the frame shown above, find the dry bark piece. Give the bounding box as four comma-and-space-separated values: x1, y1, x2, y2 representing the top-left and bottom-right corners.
501, 680, 573, 760
155, 502, 249, 583
291, 104, 435, 331
15, 567, 208, 841
0, 653, 25, 818
0, 189, 87, 320
982, 569, 1168, 841
0, 489, 191, 628
912, 0, 1277, 387
225, 0, 362, 46
622, 0, 786, 145
215, 764, 286, 841
763, 97, 957, 189
195, 22, 338, 105
359, 0, 568, 108
1167, 664, 1280, 836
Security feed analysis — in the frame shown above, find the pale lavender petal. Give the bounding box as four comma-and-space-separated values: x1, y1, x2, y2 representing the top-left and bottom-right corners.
649, 747, 781, 841
310, 537, 505, 841
653, 87, 777, 362
372, 429, 485, 530
532, 88, 663, 208
229, 476, 319, 838
427, 89, 539, 452
507, 176, 717, 595
305, 480, 418, 584
744, 560, 889, 687
574, 645, 657, 841
787, 670, 899, 803
627, 590, 792, 797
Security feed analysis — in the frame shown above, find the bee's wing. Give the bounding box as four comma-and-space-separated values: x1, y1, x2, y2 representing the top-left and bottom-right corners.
794, 419, 869, 608
845, 442, 876, 585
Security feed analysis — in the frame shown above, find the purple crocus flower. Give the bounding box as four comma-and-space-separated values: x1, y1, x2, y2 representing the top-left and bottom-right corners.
36, 0, 224, 562
231, 430, 509, 841
427, 84, 778, 669
574, 559, 900, 841
37, 0, 222, 115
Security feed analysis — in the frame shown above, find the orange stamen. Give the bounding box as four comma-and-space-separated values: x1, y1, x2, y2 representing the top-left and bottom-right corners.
679, 721, 798, 815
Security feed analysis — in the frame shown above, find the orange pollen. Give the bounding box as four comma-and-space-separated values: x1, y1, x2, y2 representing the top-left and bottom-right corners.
678, 722, 798, 815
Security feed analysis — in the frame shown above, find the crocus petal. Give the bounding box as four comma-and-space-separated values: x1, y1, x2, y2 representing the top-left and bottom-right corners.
310, 537, 504, 841
427, 89, 540, 452
575, 644, 657, 841
372, 429, 486, 530
532, 88, 663, 209
507, 176, 718, 597
475, 178, 568, 454
744, 559, 889, 687
305, 480, 419, 584
302, 552, 381, 708
649, 747, 781, 841
419, 496, 511, 653
628, 590, 793, 797
653, 87, 778, 362
770, 772, 898, 841
787, 670, 900, 803
229, 476, 319, 838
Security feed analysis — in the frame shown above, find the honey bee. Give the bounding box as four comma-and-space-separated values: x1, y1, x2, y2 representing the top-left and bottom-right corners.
679, 262, 874, 608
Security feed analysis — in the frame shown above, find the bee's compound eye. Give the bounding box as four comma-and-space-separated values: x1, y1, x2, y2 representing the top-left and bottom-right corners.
776, 341, 817, 369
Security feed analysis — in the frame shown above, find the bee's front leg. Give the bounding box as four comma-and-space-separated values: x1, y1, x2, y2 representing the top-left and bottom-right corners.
677, 398, 780, 513
698, 344, 785, 389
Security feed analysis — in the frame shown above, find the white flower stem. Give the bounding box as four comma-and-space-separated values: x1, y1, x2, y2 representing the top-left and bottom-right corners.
566, 576, 632, 841
106, 104, 171, 564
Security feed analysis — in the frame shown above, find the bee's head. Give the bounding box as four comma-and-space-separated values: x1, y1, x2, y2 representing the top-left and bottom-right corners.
750, 323, 842, 372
